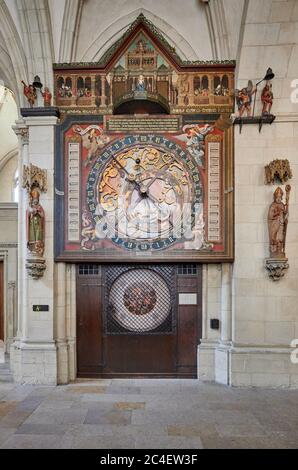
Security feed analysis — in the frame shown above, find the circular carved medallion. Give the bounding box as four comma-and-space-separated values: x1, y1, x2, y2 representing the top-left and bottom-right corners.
109, 268, 171, 332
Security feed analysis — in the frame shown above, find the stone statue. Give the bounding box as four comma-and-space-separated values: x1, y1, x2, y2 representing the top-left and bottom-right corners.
27, 188, 45, 257
21, 80, 37, 107
41, 87, 52, 107
268, 185, 291, 258
261, 82, 273, 115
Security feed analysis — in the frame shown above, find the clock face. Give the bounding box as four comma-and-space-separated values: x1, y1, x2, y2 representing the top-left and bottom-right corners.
86, 135, 203, 251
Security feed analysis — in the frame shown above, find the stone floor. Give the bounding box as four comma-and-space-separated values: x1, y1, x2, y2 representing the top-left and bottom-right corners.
0, 379, 298, 449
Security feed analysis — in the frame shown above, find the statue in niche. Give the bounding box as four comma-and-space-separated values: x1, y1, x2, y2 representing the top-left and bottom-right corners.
136, 74, 146, 92
27, 188, 45, 257
235, 80, 256, 117
261, 82, 273, 115
268, 185, 291, 258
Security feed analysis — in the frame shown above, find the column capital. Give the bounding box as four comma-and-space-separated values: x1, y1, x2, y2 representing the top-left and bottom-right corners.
13, 120, 29, 146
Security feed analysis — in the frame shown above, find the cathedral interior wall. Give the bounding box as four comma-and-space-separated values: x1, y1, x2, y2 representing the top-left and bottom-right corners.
0, 0, 298, 387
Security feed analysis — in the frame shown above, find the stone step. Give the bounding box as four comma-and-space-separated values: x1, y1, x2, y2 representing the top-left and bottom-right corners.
0, 363, 10, 369
0, 376, 14, 383
0, 370, 13, 382
0, 359, 14, 382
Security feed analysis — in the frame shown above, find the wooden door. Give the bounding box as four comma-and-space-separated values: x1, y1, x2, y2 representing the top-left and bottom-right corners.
0, 261, 3, 341
76, 264, 202, 378
76, 264, 104, 377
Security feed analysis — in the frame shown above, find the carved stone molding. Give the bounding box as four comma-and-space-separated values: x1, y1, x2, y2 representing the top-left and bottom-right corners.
26, 258, 46, 280
14, 127, 29, 146
265, 258, 289, 281
22, 164, 47, 193
265, 159, 292, 185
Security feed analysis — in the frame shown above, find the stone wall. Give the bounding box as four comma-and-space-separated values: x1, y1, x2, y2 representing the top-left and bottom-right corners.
0, 203, 17, 352
4, 0, 298, 387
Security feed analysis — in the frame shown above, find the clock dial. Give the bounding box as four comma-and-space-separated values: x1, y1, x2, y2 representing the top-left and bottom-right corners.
86, 135, 203, 251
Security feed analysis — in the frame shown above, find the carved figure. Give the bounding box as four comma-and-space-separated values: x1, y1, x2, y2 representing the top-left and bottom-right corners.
265, 159, 292, 185
235, 80, 256, 117
27, 188, 45, 257
41, 87, 52, 107
21, 80, 37, 107
261, 82, 273, 115
268, 186, 291, 258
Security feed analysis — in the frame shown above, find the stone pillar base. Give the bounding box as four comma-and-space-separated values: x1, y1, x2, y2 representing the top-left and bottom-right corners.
215, 343, 231, 385
11, 341, 57, 385
0, 340, 4, 363
198, 343, 298, 388
197, 340, 217, 382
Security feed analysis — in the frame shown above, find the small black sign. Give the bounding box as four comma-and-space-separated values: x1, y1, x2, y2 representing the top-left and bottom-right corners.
210, 318, 220, 330
33, 305, 49, 312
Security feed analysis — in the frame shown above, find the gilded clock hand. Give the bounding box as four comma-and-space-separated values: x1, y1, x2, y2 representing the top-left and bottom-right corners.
110, 154, 141, 190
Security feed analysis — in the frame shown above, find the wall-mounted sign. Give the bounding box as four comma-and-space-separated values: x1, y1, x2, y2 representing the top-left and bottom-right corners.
33, 305, 49, 312
179, 294, 197, 305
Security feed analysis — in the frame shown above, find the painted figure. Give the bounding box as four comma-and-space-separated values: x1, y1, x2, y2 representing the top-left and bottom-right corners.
268, 185, 291, 258
75, 125, 110, 166
261, 82, 273, 115
27, 188, 45, 257
21, 80, 37, 107
58, 84, 72, 98
41, 87, 52, 107
177, 124, 214, 166
235, 80, 256, 117
136, 74, 146, 91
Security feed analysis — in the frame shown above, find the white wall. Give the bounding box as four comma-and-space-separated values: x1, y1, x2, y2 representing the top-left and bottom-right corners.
0, 156, 17, 202
0, 86, 18, 203
75, 0, 212, 61
231, 0, 298, 387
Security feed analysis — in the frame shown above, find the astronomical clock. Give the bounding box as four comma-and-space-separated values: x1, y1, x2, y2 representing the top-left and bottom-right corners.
54, 15, 234, 263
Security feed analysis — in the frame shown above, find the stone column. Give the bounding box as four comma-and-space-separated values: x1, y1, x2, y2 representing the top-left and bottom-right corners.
189, 75, 195, 106
12, 110, 60, 385
220, 263, 232, 344
100, 75, 106, 107
214, 263, 232, 385
55, 262, 69, 384
6, 281, 16, 351
12, 123, 29, 344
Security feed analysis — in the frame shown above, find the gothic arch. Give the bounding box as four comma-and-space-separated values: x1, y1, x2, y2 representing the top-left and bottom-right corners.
0, 148, 18, 173
200, 0, 249, 66
58, 0, 83, 62
17, 0, 55, 92
0, 1, 28, 106
77, 8, 201, 63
